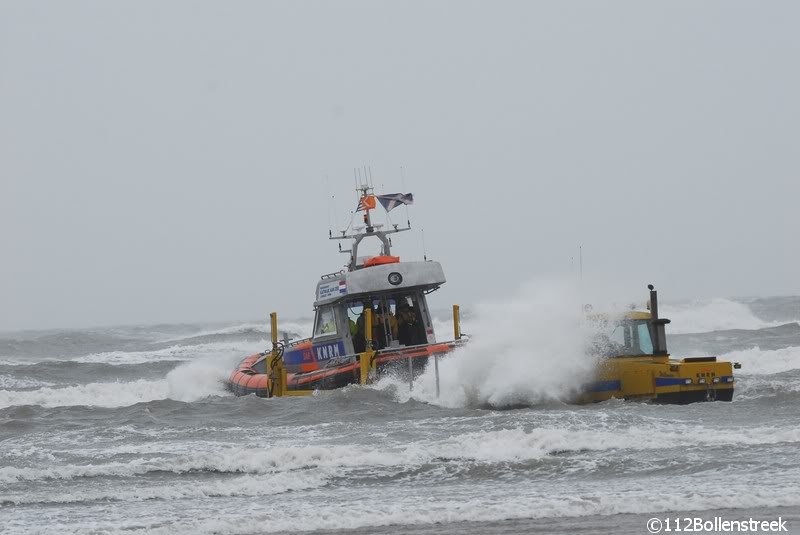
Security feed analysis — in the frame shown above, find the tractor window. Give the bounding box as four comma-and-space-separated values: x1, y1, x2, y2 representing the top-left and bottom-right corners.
314, 306, 337, 337
608, 324, 626, 348
637, 322, 654, 354
606, 320, 654, 356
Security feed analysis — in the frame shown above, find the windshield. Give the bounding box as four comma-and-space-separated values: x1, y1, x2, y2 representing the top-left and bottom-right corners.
604, 320, 654, 356
314, 306, 338, 337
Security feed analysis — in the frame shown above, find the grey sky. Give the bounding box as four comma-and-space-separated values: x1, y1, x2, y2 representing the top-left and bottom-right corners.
2, 1, 798, 331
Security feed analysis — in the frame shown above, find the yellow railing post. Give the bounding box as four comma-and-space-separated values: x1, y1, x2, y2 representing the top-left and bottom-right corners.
360, 308, 375, 385
271, 312, 278, 349
268, 312, 287, 397
453, 304, 461, 341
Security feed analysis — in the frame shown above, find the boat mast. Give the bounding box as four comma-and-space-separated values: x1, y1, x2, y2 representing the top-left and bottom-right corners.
330, 178, 411, 271
360, 182, 375, 234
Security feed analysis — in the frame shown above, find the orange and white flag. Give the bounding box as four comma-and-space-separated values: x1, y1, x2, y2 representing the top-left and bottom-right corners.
356, 195, 376, 211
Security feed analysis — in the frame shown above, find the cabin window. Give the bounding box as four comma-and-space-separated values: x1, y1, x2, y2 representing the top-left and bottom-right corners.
345, 292, 427, 350
346, 302, 364, 328
373, 297, 398, 348
314, 306, 338, 337
395, 293, 427, 346
346, 301, 365, 352
637, 322, 654, 354
606, 320, 655, 356
608, 324, 625, 348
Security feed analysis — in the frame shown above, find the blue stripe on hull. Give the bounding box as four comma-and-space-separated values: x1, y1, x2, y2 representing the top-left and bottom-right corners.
586, 380, 621, 392
655, 377, 687, 387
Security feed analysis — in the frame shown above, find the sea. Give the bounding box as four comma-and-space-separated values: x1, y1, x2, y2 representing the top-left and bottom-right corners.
1, 294, 799, 534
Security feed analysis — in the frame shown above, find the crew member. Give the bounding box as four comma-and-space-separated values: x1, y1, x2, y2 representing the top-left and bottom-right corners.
397, 302, 421, 346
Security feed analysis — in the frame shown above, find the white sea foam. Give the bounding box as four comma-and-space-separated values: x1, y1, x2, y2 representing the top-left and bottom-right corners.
5, 425, 798, 484
157, 489, 800, 535
392, 279, 601, 408
661, 298, 794, 334
717, 346, 800, 375
0, 375, 53, 389
20, 475, 800, 535
0, 471, 327, 506
0, 356, 236, 410
0, 358, 34, 366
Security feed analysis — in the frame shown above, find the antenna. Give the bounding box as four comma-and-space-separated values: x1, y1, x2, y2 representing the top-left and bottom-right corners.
421, 228, 428, 261
325, 174, 333, 235
400, 165, 411, 227
579, 245, 583, 282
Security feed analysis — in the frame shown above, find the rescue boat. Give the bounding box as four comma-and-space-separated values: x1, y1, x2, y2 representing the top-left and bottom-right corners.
228, 183, 465, 397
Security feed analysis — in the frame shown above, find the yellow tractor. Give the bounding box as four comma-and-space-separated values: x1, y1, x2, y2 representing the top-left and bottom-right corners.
582, 285, 739, 404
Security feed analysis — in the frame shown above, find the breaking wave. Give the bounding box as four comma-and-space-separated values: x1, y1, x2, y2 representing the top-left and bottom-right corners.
3, 425, 798, 485
113, 487, 800, 535
5, 425, 799, 534
0, 375, 53, 389
72, 341, 265, 366
159, 320, 313, 343
661, 298, 795, 334
0, 358, 234, 410
0, 341, 265, 370
718, 346, 800, 376
0, 471, 327, 506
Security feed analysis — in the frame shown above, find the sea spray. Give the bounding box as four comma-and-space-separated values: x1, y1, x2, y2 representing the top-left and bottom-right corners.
407, 279, 604, 408
164, 354, 238, 401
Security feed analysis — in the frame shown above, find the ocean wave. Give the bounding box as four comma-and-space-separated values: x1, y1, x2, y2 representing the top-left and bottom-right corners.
734, 375, 800, 401
3, 425, 798, 484
0, 375, 53, 389
13, 478, 799, 535
0, 340, 265, 368
0, 357, 233, 410
0, 471, 327, 506
156, 489, 800, 535
661, 298, 796, 334
0, 359, 33, 367
718, 346, 800, 375
73, 340, 266, 366
159, 320, 313, 343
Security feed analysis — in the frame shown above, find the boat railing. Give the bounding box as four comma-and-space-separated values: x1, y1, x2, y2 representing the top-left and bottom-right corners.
286, 337, 311, 347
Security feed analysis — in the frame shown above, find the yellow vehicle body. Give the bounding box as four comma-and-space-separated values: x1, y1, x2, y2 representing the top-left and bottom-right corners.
580, 309, 736, 404
582, 354, 735, 404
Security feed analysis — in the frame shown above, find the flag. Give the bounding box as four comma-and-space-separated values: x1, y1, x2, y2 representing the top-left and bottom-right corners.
377, 193, 414, 212
356, 195, 376, 212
